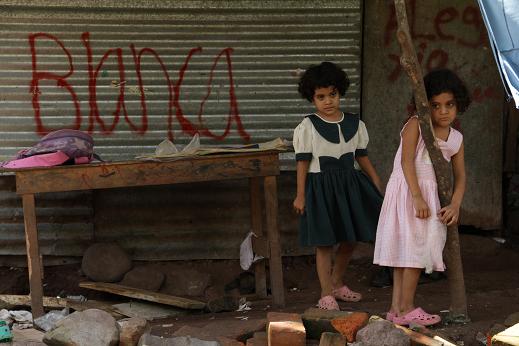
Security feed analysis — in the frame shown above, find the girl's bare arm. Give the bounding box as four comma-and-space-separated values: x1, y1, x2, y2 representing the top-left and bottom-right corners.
356, 156, 382, 192
439, 142, 466, 225
401, 117, 430, 218
293, 160, 310, 214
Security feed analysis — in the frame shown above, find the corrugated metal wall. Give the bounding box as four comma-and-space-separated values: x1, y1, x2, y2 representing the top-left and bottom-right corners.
0, 0, 362, 260
0, 0, 362, 165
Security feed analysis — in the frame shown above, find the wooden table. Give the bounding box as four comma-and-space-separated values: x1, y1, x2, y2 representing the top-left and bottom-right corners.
10, 151, 285, 317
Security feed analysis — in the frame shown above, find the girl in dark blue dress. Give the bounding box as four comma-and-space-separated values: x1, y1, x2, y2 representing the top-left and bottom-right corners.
293, 62, 383, 310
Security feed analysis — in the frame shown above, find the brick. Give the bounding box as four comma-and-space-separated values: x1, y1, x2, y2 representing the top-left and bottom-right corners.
318, 332, 346, 346
268, 321, 306, 346
302, 307, 356, 340
267, 312, 305, 346
330, 312, 369, 342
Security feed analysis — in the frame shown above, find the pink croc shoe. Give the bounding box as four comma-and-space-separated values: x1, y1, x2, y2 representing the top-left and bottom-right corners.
332, 285, 362, 302
317, 295, 340, 311
386, 311, 397, 322
393, 307, 441, 326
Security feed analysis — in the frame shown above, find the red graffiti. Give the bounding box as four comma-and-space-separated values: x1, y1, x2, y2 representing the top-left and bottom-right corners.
29, 33, 82, 134
471, 86, 500, 103
28, 32, 251, 142
384, 1, 487, 82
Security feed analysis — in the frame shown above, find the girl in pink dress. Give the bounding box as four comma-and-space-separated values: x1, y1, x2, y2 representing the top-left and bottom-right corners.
373, 69, 470, 326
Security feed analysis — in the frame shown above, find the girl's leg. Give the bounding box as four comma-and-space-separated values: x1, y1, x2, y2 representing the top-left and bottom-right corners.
331, 241, 356, 288
315, 246, 334, 297
391, 267, 404, 314
399, 267, 421, 314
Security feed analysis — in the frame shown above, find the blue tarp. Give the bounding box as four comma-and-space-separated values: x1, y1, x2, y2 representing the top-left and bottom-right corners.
478, 0, 519, 108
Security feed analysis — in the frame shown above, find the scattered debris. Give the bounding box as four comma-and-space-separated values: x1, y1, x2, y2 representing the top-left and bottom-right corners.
236, 297, 252, 312
33, 308, 69, 332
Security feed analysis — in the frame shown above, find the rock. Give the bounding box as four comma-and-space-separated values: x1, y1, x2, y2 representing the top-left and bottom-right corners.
267, 312, 305, 346
174, 319, 265, 342
505, 313, 519, 327
34, 309, 69, 332
172, 326, 246, 345
138, 333, 219, 346
119, 266, 165, 292
11, 328, 46, 345
330, 312, 369, 342
355, 320, 410, 346
302, 307, 357, 340
118, 317, 150, 346
318, 332, 346, 346
246, 332, 267, 346
43, 309, 119, 346
224, 272, 256, 295
206, 295, 239, 313
81, 243, 132, 282
161, 269, 211, 297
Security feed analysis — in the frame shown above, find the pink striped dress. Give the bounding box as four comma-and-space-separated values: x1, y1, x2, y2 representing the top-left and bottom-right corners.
373, 117, 463, 273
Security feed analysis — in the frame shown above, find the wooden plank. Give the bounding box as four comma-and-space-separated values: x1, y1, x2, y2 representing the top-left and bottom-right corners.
112, 301, 188, 320
15, 152, 280, 194
263, 176, 285, 307
22, 194, 44, 318
0, 294, 67, 309
79, 282, 206, 310
0, 294, 125, 318
250, 177, 267, 298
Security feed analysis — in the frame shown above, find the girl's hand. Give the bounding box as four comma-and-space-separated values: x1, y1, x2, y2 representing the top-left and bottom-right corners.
293, 195, 305, 215
412, 195, 430, 219
438, 204, 460, 226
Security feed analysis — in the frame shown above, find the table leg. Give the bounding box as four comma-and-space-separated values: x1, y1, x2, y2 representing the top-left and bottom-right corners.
249, 177, 267, 298
22, 194, 44, 318
263, 176, 285, 307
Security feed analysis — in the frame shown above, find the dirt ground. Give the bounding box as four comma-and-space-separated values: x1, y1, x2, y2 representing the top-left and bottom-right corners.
1, 233, 518, 346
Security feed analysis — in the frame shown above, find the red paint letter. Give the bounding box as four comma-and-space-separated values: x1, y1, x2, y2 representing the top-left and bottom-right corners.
173, 47, 202, 139
82, 32, 126, 134
29, 33, 81, 135
197, 48, 250, 142
435, 7, 458, 40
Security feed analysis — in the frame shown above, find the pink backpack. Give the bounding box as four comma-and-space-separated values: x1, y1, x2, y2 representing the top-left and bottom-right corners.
1, 129, 100, 169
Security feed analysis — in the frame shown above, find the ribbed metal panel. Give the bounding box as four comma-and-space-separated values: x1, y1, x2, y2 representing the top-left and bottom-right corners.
0, 0, 362, 171
93, 173, 305, 260
0, 1, 360, 260
0, 174, 93, 256
95, 173, 304, 260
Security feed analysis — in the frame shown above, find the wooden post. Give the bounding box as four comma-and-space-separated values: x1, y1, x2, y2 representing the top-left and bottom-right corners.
393, 0, 469, 322
22, 194, 45, 318
263, 176, 285, 307
250, 177, 267, 298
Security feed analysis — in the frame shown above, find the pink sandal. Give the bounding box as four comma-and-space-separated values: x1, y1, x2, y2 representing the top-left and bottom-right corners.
317, 295, 340, 311
393, 307, 441, 326
332, 285, 362, 302
386, 311, 396, 322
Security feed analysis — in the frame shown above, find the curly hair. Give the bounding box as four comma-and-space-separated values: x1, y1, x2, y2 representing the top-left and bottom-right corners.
298, 62, 350, 102
423, 69, 471, 113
